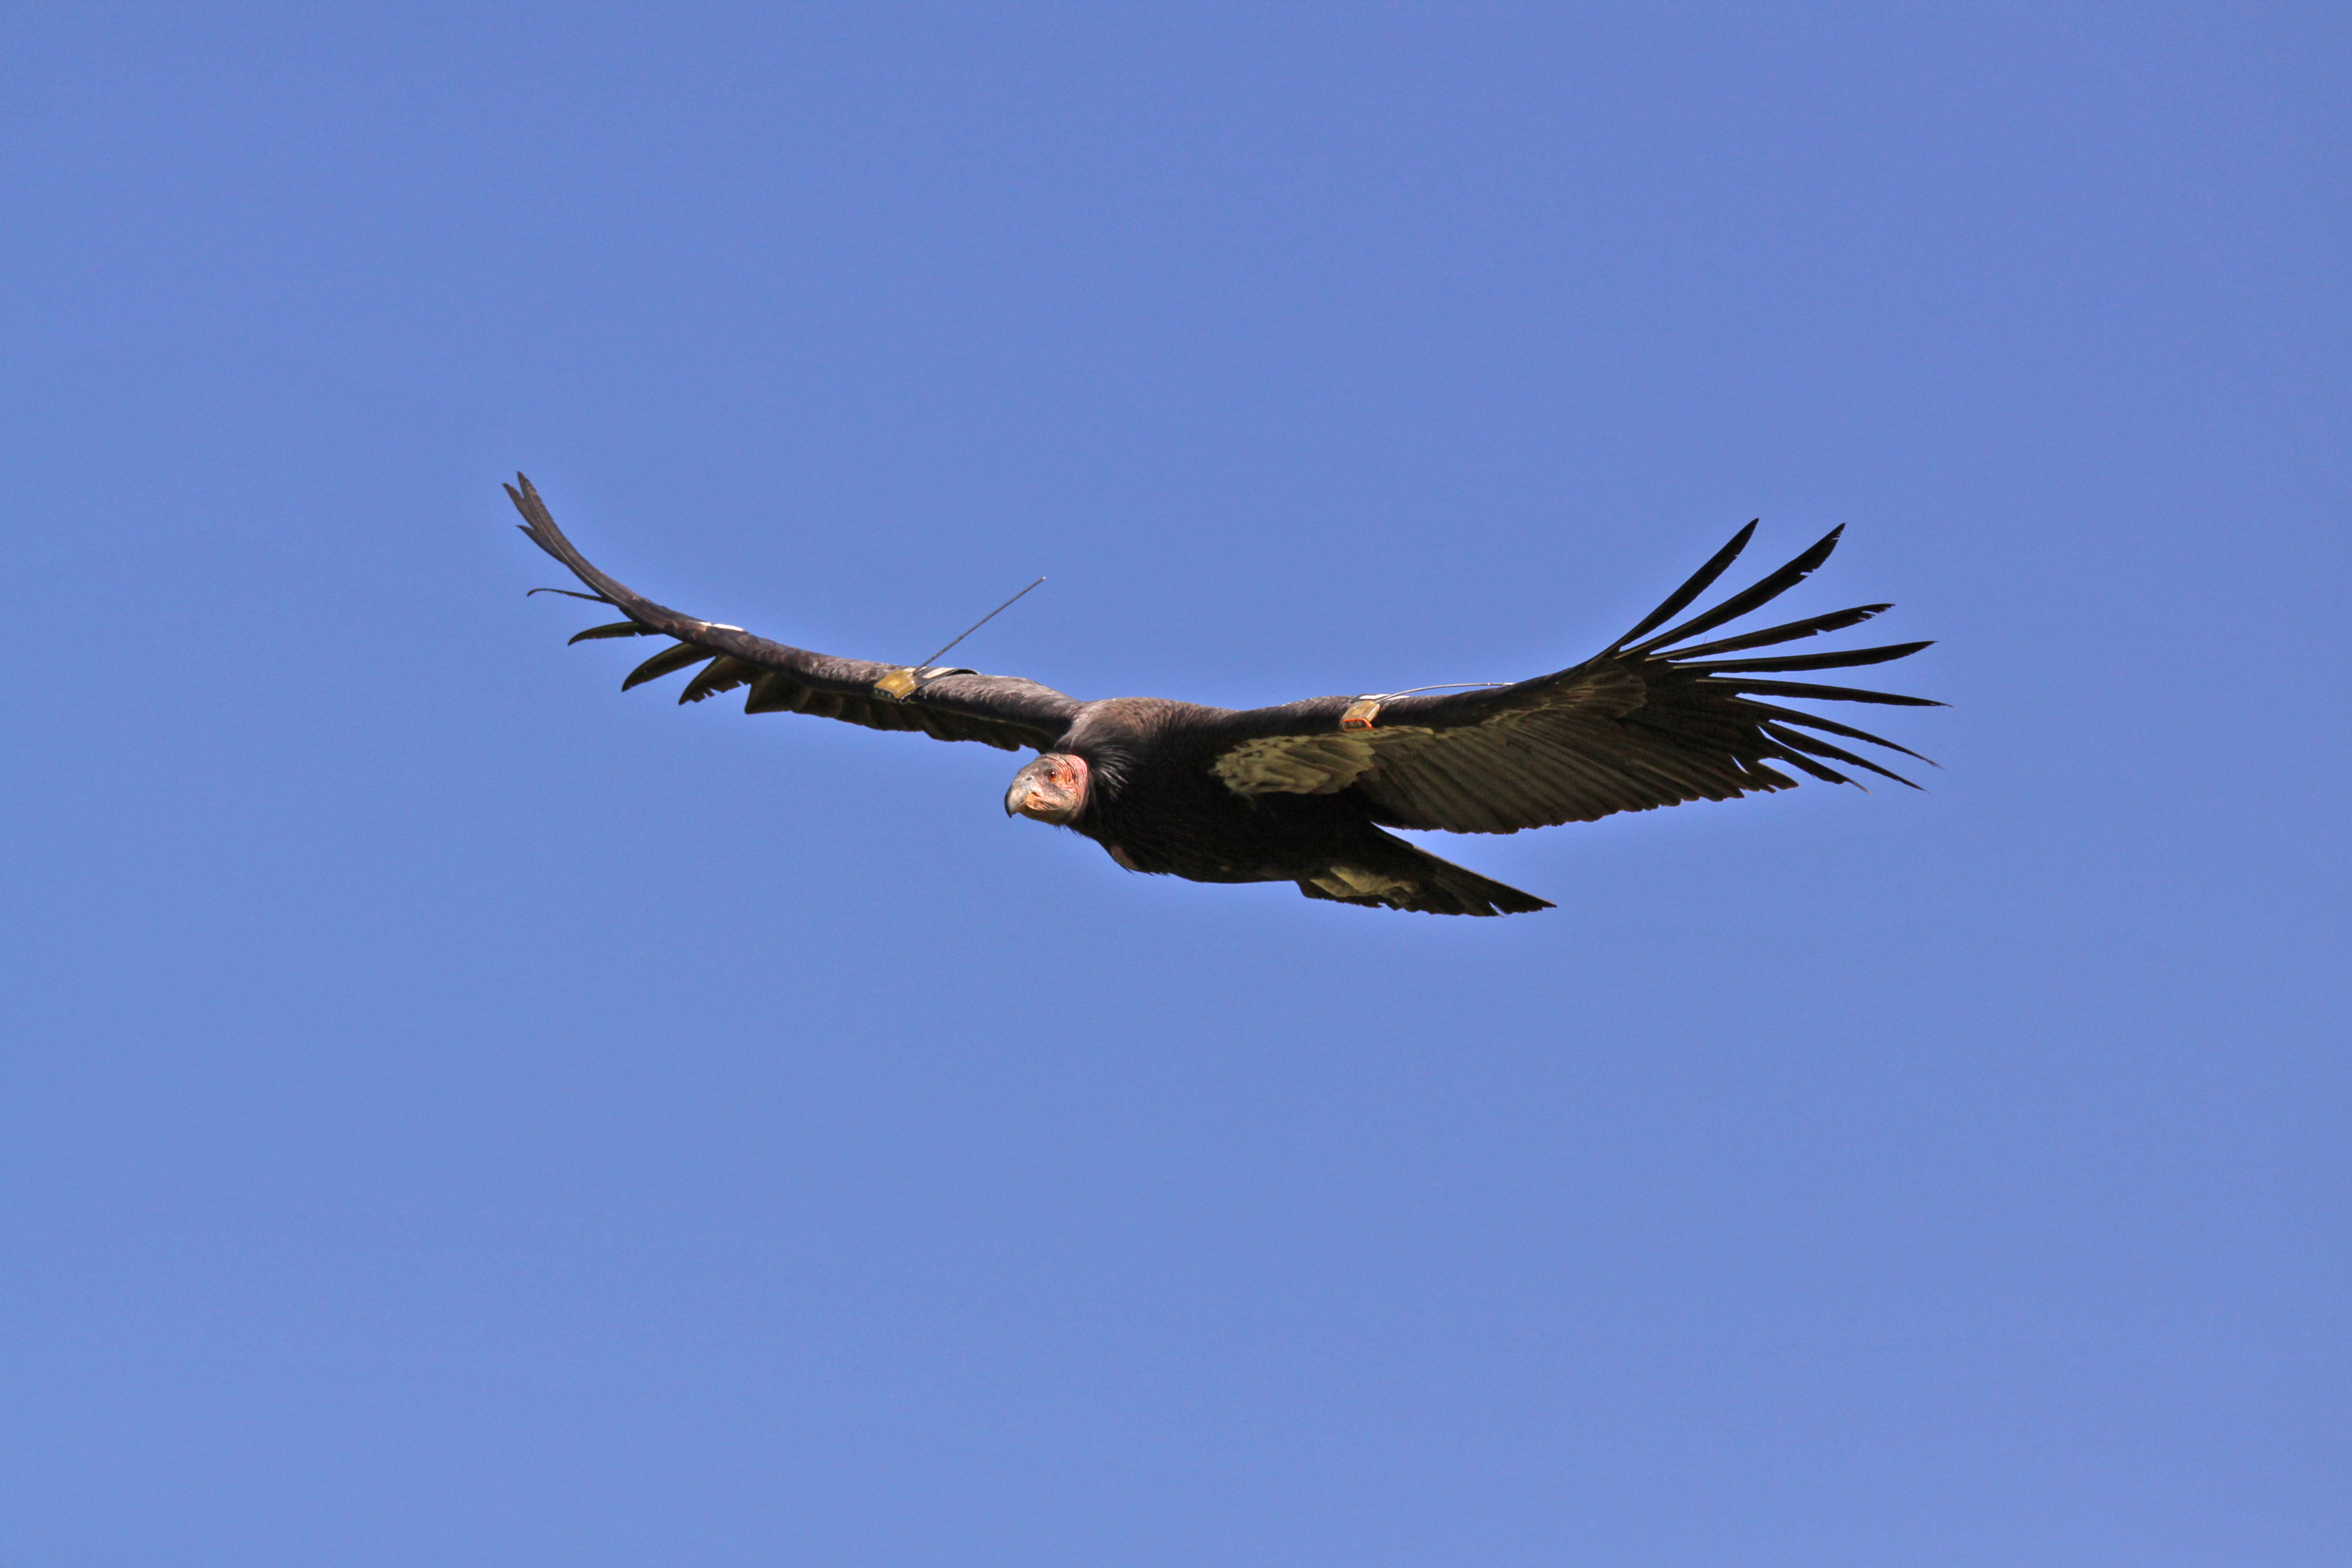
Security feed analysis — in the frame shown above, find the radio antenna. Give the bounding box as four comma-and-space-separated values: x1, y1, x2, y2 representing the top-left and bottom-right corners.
915, 576, 1046, 670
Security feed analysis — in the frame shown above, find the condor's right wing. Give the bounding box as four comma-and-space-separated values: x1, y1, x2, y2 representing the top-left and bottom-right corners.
509, 474, 1083, 753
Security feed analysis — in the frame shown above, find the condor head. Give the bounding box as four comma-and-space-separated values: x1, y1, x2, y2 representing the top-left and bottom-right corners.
1004, 753, 1090, 824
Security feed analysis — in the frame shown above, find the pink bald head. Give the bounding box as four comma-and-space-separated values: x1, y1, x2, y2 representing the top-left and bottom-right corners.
1004, 753, 1090, 824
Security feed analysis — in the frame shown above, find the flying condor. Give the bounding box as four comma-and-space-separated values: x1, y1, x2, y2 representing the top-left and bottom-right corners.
510, 475, 1938, 916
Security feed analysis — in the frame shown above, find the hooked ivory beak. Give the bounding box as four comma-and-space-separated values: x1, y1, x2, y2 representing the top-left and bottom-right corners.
1005, 753, 1088, 823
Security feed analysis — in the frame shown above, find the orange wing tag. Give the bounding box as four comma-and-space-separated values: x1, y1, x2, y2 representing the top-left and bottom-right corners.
1340, 696, 1383, 730
872, 668, 920, 701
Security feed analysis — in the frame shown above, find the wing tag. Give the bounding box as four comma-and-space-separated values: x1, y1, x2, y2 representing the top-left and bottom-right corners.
1341, 697, 1383, 730
873, 668, 920, 701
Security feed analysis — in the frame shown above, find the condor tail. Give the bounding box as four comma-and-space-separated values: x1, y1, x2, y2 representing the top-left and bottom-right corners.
1296, 833, 1554, 917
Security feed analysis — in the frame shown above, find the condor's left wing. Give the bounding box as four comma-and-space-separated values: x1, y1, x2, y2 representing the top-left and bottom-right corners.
1200, 523, 1940, 834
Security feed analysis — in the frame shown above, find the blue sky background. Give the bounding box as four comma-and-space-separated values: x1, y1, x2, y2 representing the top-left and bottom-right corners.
3, 5, 2345, 1564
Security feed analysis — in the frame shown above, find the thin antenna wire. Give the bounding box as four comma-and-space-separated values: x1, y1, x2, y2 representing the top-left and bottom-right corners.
915, 576, 1046, 670
1375, 681, 1509, 697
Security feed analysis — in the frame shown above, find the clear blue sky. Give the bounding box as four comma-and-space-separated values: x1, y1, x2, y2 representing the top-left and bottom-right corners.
3, 5, 2345, 1564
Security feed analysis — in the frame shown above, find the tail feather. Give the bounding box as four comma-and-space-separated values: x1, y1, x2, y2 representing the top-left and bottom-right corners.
1297, 834, 1554, 917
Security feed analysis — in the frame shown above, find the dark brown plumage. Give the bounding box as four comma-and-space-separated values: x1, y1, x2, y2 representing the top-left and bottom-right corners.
510, 474, 1938, 916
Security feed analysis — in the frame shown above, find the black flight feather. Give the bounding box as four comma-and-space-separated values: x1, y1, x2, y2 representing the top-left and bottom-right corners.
1767, 748, 1856, 786
569, 621, 662, 644
623, 642, 717, 690
1611, 521, 1757, 648
1678, 640, 1934, 674
1662, 604, 1890, 661
679, 657, 760, 704
1629, 526, 1844, 655
1762, 721, 1921, 787
1716, 677, 1944, 706
1731, 700, 1936, 764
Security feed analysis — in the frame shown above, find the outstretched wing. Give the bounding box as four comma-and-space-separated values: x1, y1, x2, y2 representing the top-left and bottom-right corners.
1204, 523, 1939, 834
509, 474, 1081, 753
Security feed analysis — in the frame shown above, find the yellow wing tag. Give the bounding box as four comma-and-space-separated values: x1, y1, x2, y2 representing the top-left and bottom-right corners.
1340, 696, 1383, 730
872, 668, 920, 701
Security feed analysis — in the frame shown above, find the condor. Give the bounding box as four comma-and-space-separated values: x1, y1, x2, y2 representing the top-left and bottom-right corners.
510, 476, 1937, 916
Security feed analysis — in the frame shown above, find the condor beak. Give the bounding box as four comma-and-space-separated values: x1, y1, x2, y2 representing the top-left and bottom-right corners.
1004, 759, 1050, 818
